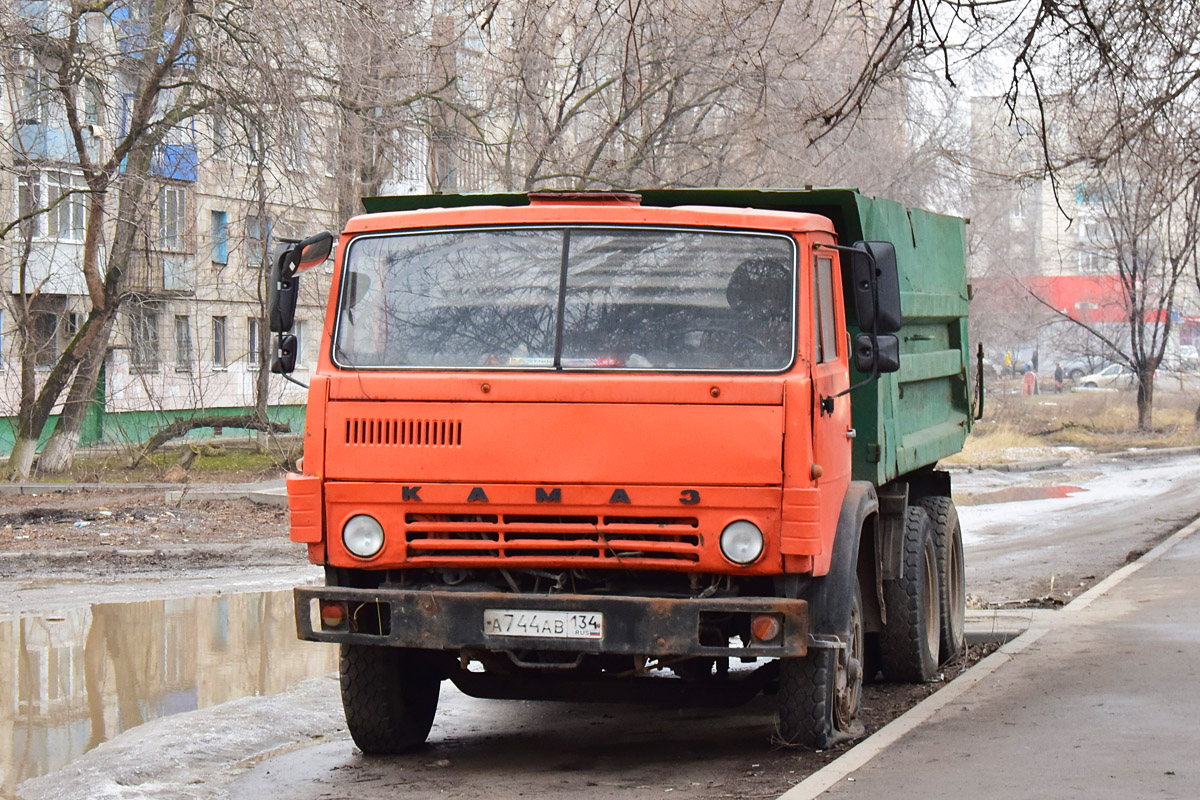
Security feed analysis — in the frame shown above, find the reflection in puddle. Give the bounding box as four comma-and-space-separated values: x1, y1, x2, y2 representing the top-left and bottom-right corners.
960, 485, 1087, 505
0, 590, 336, 793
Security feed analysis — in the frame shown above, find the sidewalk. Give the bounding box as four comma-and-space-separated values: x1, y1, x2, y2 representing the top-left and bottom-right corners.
784, 516, 1200, 800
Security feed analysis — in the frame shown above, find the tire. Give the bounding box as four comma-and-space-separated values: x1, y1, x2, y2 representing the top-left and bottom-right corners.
777, 580, 864, 748
1084, 381, 1097, 388
340, 644, 443, 754
918, 496, 967, 664
1069, 368, 1084, 379
879, 506, 940, 683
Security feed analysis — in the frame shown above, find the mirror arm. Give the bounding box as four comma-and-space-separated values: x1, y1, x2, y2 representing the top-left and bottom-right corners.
815, 243, 881, 399
281, 372, 308, 390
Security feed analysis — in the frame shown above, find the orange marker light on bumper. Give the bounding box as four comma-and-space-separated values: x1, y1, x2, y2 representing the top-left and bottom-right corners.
751, 613, 782, 643
321, 601, 347, 629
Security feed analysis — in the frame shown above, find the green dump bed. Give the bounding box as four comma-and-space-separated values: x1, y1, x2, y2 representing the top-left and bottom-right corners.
362, 188, 972, 486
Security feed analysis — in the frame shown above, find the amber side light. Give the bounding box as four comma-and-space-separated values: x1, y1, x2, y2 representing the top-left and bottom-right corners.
321, 601, 347, 629
751, 614, 782, 642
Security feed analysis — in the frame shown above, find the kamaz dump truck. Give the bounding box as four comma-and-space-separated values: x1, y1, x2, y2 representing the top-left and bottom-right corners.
271, 189, 974, 752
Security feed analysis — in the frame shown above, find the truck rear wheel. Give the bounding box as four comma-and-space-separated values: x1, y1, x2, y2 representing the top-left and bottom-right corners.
777, 580, 864, 748
880, 506, 940, 682
340, 644, 442, 754
919, 496, 967, 663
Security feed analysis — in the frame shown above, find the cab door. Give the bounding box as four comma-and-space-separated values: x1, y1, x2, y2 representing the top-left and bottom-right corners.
810, 246, 853, 574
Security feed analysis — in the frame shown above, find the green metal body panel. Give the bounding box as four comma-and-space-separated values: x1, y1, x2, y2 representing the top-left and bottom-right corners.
361, 189, 971, 485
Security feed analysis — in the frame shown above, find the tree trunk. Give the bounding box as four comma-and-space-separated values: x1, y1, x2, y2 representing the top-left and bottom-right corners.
7, 437, 39, 482
1135, 368, 1155, 430
38, 319, 112, 474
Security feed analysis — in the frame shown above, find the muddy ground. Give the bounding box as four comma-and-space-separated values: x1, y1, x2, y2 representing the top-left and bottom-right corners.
0, 487, 303, 576
5, 453, 1200, 800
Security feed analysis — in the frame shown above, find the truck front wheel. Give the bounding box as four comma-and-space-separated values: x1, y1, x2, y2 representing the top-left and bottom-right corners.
340, 644, 443, 754
880, 506, 941, 682
777, 580, 864, 748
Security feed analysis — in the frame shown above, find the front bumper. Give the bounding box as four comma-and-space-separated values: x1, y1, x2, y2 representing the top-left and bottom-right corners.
295, 586, 811, 657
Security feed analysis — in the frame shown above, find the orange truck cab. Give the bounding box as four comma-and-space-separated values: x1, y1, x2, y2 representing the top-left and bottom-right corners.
272, 189, 974, 753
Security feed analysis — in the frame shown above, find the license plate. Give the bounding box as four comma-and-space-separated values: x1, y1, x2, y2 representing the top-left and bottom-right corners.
483, 609, 603, 639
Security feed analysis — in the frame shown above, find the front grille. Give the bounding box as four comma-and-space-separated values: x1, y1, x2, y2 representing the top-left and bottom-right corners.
404, 513, 700, 564
345, 418, 462, 446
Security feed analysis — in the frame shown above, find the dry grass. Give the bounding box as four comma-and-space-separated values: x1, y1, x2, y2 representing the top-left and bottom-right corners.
953, 380, 1200, 461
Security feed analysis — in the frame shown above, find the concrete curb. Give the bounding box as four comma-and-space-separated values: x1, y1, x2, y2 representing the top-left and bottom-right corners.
0, 482, 183, 495
946, 444, 1200, 475
1101, 444, 1200, 462
164, 487, 288, 508
774, 512, 1200, 800
949, 457, 1070, 473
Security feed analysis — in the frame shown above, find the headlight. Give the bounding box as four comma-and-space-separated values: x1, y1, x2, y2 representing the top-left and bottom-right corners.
720, 520, 764, 565
343, 514, 385, 558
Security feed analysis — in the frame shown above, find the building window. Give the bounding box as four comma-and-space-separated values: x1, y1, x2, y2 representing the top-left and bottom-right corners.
19, 67, 49, 127
245, 214, 271, 269
246, 124, 266, 165
284, 119, 309, 172
174, 315, 192, 372
1012, 192, 1027, 220
158, 185, 188, 252
129, 308, 160, 373
211, 210, 228, 264
248, 317, 261, 369
18, 171, 87, 241
210, 112, 227, 158
33, 312, 58, 367
84, 78, 101, 126
212, 315, 227, 368
48, 171, 87, 241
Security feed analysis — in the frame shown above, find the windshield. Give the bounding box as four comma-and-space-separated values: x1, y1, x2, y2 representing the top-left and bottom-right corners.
333, 226, 796, 371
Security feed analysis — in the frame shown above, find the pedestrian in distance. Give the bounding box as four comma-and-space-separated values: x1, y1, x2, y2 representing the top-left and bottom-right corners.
1054, 363, 1064, 393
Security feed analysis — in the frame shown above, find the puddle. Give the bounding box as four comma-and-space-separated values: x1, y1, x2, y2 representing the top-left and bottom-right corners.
0, 589, 336, 793
959, 485, 1088, 506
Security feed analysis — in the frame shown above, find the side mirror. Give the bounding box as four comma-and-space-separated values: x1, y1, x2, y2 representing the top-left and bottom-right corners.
269, 232, 334, 333
854, 333, 901, 374
268, 246, 299, 333
849, 241, 902, 334
295, 231, 334, 273
271, 333, 297, 374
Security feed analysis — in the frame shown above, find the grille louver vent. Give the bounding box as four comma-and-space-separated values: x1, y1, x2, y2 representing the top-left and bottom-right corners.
345, 418, 463, 446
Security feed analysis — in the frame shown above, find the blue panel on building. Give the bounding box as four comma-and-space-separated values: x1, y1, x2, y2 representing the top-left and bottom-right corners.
152, 143, 198, 182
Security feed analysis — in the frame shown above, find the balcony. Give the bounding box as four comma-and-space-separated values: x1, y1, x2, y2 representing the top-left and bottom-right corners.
152, 144, 198, 182
14, 123, 101, 163
125, 252, 195, 296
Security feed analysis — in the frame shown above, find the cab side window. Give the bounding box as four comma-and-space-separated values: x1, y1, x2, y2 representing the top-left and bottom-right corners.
813, 255, 838, 363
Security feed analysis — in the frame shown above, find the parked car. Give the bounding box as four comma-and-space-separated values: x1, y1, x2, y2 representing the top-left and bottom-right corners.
1060, 359, 1098, 380
1179, 345, 1199, 371
1077, 363, 1134, 388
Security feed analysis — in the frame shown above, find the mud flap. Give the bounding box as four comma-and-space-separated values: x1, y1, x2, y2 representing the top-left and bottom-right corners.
797, 481, 878, 641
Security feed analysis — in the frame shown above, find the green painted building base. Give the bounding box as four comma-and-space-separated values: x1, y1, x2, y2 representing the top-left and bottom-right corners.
0, 404, 306, 458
